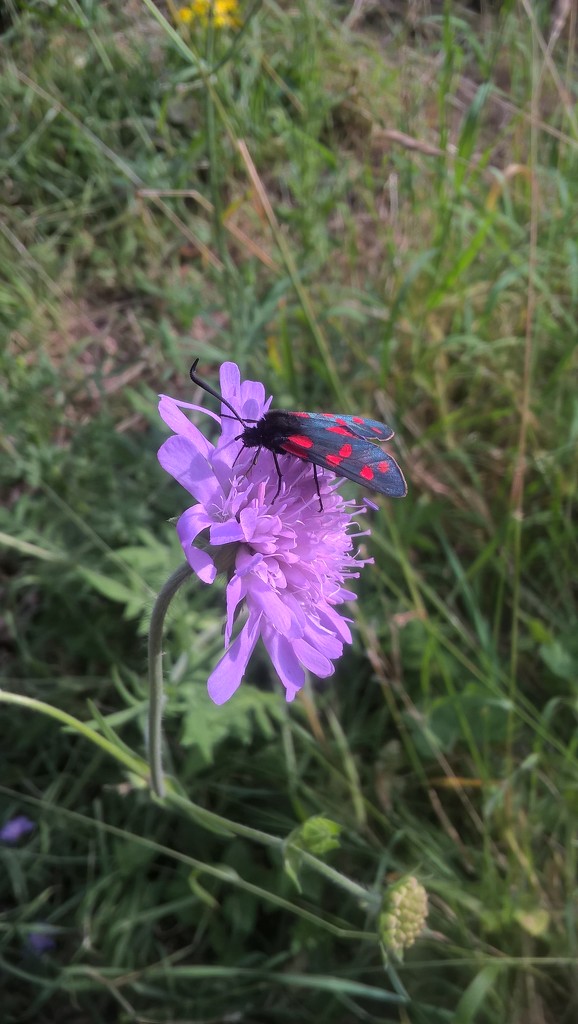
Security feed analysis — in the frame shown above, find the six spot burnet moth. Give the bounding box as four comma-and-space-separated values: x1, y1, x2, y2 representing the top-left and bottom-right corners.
190, 359, 407, 508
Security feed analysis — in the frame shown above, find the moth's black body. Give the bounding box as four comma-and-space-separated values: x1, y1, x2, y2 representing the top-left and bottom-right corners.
240, 411, 302, 454
236, 411, 320, 504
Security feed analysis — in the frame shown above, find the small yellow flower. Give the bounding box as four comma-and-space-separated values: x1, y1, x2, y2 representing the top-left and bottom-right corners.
179, 0, 240, 29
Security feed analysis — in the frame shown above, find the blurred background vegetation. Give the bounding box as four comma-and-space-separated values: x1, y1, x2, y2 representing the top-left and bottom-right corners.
1, 0, 577, 1021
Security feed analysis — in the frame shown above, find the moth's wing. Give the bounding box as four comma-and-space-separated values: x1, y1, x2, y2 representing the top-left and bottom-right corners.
280, 420, 407, 498
287, 411, 395, 442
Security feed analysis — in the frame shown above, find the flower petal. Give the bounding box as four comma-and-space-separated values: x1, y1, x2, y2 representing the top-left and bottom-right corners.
210, 519, 245, 546
218, 362, 243, 443
239, 506, 259, 540
292, 638, 335, 678
211, 439, 244, 478
207, 612, 262, 704
235, 550, 264, 577
318, 604, 353, 644
158, 436, 221, 504
158, 396, 215, 455
176, 505, 212, 547
245, 575, 293, 634
176, 507, 217, 582
186, 546, 217, 583
261, 626, 304, 701
225, 573, 247, 647
303, 619, 344, 660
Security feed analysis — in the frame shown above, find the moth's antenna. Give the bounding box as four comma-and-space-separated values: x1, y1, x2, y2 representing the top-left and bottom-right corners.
189, 358, 246, 425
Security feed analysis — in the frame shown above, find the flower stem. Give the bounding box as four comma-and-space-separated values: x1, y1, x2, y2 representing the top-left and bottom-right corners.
0, 691, 148, 777
148, 562, 192, 797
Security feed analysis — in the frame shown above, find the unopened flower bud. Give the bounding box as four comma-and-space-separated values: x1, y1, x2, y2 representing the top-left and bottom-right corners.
379, 875, 428, 958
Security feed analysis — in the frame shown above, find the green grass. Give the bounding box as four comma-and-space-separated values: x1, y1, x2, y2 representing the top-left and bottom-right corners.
1, 0, 577, 1021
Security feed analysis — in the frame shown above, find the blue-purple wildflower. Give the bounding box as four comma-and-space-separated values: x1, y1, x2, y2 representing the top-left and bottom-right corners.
0, 815, 35, 843
158, 362, 372, 704
26, 931, 56, 955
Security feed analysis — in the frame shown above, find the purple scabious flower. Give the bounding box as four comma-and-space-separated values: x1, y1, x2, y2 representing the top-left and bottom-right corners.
25, 931, 56, 955
0, 815, 35, 843
158, 362, 372, 704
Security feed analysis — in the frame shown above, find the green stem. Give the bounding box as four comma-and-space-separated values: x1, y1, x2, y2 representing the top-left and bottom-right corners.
0, 530, 62, 561
0, 691, 148, 777
166, 792, 373, 902
0, 784, 373, 942
148, 562, 193, 798
0, 675, 374, 910
205, 13, 226, 265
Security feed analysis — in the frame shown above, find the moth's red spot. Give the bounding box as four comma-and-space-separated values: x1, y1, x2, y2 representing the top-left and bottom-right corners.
353, 416, 364, 424
327, 426, 355, 436
282, 442, 308, 459
326, 454, 342, 467
287, 433, 313, 449
378, 461, 390, 473
293, 412, 310, 418
339, 443, 353, 458
360, 465, 374, 481
371, 425, 382, 434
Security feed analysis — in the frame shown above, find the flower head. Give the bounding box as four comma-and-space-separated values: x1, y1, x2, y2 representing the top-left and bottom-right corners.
0, 815, 35, 843
26, 931, 56, 956
177, 0, 240, 29
379, 876, 429, 958
158, 362, 372, 704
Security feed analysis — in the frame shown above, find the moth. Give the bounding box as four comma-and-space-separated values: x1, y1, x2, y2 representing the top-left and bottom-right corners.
190, 359, 407, 507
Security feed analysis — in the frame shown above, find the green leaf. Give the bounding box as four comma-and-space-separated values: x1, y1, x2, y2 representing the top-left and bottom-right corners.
79, 567, 138, 607
540, 640, 578, 683
452, 964, 505, 1024
179, 683, 285, 764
